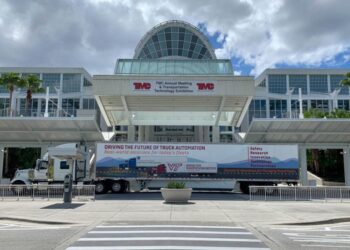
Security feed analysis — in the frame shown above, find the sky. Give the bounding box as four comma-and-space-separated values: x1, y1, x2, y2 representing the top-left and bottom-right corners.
0, 0, 350, 76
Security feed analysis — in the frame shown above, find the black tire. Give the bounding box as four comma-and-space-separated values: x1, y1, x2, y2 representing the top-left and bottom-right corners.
95, 182, 107, 194
111, 181, 126, 193
240, 182, 250, 194
11, 181, 28, 196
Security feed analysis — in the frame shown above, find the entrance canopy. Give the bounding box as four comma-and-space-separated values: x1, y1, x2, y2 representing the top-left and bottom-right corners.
0, 117, 103, 143
245, 118, 350, 144
93, 72, 254, 128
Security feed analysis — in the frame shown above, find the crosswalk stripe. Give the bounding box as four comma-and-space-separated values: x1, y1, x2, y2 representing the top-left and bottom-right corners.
78, 237, 261, 242
96, 225, 245, 229
88, 230, 253, 235
67, 246, 270, 250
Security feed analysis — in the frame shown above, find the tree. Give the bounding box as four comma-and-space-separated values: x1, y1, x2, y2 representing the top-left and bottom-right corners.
341, 72, 350, 86
0, 73, 26, 116
23, 74, 44, 115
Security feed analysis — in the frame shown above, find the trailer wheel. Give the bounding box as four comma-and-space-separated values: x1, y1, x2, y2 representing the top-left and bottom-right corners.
95, 182, 107, 194
111, 181, 124, 193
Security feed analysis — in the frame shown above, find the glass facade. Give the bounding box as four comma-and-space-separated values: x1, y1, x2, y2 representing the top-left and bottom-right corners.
289, 75, 307, 94
62, 74, 81, 93
115, 59, 233, 75
62, 98, 80, 116
19, 98, 39, 116
137, 26, 213, 60
338, 100, 350, 111
248, 99, 267, 123
83, 98, 96, 110
42, 73, 60, 93
309, 75, 328, 93
330, 75, 348, 95
291, 100, 308, 112
269, 99, 287, 118
311, 99, 329, 112
268, 75, 287, 94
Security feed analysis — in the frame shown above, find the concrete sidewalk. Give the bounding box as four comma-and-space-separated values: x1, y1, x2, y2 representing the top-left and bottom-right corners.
1, 192, 350, 227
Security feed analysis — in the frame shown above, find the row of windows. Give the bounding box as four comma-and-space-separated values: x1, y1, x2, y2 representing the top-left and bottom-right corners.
0, 97, 97, 116
0, 73, 86, 94
249, 99, 350, 120
268, 74, 347, 94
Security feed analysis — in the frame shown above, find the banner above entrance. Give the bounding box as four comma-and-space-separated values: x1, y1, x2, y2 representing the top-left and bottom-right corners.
131, 80, 216, 95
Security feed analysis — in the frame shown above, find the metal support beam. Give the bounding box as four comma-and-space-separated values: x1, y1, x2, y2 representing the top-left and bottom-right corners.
215, 97, 226, 126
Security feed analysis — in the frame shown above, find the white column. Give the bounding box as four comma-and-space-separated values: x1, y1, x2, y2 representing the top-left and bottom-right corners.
144, 126, 150, 142
44, 87, 49, 117
299, 146, 308, 186
138, 126, 144, 142
343, 147, 350, 186
212, 126, 220, 143
127, 126, 135, 142
299, 88, 304, 119
198, 126, 204, 143
203, 126, 210, 143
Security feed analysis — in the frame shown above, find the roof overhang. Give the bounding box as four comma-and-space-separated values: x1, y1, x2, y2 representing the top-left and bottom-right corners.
244, 118, 350, 144
93, 75, 254, 127
0, 117, 103, 143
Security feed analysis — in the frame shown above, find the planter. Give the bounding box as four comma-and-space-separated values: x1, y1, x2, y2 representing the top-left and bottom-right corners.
160, 188, 192, 203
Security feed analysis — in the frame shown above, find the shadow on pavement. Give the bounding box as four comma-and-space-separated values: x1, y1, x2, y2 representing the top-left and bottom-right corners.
96, 191, 250, 201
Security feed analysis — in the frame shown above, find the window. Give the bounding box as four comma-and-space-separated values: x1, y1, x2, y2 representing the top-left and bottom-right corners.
42, 73, 60, 93
83, 77, 92, 87
62, 74, 81, 93
311, 100, 329, 112
60, 161, 69, 170
268, 75, 287, 94
83, 99, 96, 110
62, 98, 79, 116
289, 75, 307, 94
330, 75, 348, 95
338, 100, 350, 111
269, 99, 287, 118
309, 75, 328, 93
249, 99, 267, 123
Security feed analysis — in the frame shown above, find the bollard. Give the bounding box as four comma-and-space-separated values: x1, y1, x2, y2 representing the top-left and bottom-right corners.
63, 174, 73, 203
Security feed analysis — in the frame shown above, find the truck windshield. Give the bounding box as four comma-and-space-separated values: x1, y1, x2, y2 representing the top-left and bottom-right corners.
39, 161, 48, 170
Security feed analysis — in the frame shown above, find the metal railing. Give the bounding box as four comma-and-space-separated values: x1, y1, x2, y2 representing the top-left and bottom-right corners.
0, 184, 95, 201
249, 186, 350, 202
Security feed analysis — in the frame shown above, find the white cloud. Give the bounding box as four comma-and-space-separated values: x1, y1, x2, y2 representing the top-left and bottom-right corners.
0, 0, 349, 75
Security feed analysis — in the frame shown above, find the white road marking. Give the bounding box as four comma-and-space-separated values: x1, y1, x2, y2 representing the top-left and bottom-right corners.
96, 225, 245, 229
88, 230, 252, 235
301, 244, 350, 248
67, 246, 270, 250
78, 237, 261, 242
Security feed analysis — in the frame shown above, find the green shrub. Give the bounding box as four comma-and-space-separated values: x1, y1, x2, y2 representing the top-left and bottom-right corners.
165, 181, 186, 189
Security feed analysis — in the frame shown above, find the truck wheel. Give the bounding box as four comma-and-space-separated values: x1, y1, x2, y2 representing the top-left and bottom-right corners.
11, 181, 28, 196
111, 181, 124, 193
95, 182, 107, 194
240, 182, 250, 194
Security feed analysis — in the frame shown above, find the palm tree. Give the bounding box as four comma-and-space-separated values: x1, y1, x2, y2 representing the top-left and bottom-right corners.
341, 72, 350, 86
23, 74, 44, 115
0, 73, 26, 116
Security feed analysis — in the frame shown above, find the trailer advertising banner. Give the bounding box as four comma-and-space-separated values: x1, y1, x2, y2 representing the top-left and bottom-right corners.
95, 143, 299, 180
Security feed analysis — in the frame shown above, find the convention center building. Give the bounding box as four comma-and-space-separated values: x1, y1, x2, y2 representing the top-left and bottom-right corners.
1, 20, 350, 186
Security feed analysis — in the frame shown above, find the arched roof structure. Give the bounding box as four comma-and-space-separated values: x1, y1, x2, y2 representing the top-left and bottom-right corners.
134, 20, 216, 60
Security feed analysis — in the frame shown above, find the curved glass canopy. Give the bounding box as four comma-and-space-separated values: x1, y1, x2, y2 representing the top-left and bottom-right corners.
134, 20, 216, 60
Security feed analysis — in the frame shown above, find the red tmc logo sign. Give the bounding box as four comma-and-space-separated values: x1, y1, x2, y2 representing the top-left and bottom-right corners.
197, 82, 215, 91
133, 82, 151, 90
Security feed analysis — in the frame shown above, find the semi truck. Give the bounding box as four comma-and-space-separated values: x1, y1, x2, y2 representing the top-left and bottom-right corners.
11, 142, 300, 194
